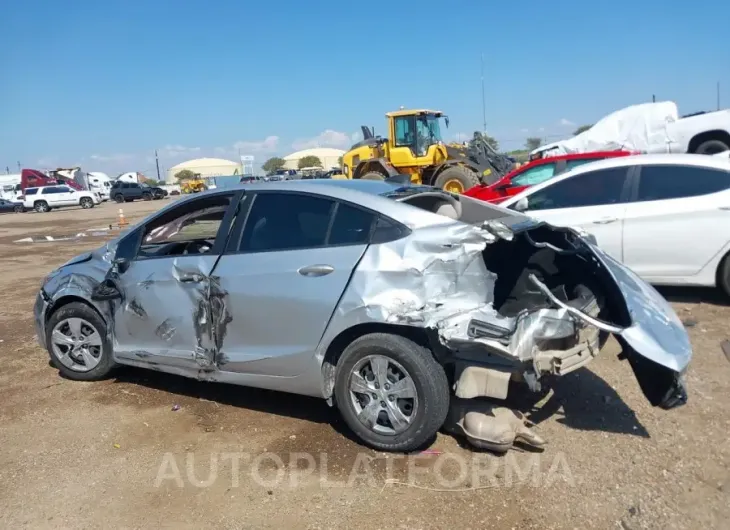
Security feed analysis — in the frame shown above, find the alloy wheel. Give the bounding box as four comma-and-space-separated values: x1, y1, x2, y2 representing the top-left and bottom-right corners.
50, 317, 103, 372
348, 355, 418, 435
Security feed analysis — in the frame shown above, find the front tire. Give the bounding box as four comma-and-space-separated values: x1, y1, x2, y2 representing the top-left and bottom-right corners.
434, 166, 480, 194
334, 333, 450, 452
46, 302, 117, 381
13, 204, 24, 213
694, 139, 730, 155
142, 192, 152, 201
80, 197, 94, 209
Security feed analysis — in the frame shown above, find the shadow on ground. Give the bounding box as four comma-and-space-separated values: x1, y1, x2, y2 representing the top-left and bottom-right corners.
507, 368, 650, 438
657, 285, 729, 306
106, 362, 647, 448
109, 366, 365, 444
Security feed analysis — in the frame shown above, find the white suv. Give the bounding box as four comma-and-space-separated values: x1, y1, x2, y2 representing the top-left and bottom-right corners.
23, 186, 101, 213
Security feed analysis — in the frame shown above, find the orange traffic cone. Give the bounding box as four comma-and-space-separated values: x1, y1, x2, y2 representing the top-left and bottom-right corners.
118, 208, 128, 228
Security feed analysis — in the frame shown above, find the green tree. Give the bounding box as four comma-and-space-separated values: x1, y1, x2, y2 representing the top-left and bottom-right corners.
174, 169, 197, 181
262, 157, 287, 175
298, 155, 323, 169
337, 156, 343, 166
483, 134, 499, 152
525, 137, 542, 151
573, 124, 592, 136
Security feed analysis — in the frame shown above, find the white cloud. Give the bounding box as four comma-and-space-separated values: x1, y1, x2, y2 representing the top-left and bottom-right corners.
158, 144, 201, 158
292, 130, 352, 151
558, 118, 575, 127
89, 153, 135, 163
231, 136, 280, 155
520, 128, 529, 134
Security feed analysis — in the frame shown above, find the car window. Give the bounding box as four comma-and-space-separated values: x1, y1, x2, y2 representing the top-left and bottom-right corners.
637, 164, 730, 201
394, 116, 414, 147
522, 167, 629, 211
511, 163, 557, 186
57, 186, 70, 193
25, 188, 38, 195
239, 193, 335, 252
42, 187, 59, 194
565, 158, 602, 170
138, 194, 234, 258
329, 203, 376, 245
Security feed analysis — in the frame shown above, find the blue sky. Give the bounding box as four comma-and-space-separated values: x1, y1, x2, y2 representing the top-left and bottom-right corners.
2, 0, 729, 176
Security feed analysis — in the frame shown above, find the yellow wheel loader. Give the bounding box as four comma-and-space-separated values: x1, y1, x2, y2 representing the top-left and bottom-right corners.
180, 178, 206, 194
340, 109, 515, 193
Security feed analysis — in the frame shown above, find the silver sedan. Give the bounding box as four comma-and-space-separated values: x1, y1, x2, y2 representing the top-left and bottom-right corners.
34, 179, 690, 452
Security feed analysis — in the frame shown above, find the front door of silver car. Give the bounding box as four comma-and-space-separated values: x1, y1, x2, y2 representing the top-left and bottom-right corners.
212, 191, 376, 377
105, 191, 243, 369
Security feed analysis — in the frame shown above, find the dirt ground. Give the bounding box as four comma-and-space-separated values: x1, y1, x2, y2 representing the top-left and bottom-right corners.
0, 200, 728, 529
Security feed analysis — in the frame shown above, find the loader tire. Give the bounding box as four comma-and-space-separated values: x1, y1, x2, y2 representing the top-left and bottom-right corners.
434, 166, 480, 194
360, 171, 386, 181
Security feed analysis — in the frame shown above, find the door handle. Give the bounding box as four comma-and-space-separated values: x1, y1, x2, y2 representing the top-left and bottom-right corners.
297, 264, 334, 277
177, 272, 204, 283
592, 217, 618, 224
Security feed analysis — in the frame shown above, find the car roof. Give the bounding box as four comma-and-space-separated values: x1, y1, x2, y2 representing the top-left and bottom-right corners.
159, 179, 462, 230
502, 153, 730, 205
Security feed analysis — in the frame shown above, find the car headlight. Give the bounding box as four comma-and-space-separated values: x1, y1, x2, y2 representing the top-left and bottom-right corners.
343, 165, 349, 176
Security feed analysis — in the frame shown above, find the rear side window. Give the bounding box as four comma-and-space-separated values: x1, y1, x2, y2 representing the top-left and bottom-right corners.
239, 193, 335, 252
329, 203, 376, 245
565, 158, 603, 170
511, 163, 556, 186
42, 187, 60, 194
523, 167, 629, 211
638, 165, 730, 201
25, 188, 38, 195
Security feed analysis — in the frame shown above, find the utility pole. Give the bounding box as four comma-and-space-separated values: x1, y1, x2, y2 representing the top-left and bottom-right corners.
5, 166, 8, 174
155, 150, 161, 182
17, 161, 21, 171
481, 54, 487, 133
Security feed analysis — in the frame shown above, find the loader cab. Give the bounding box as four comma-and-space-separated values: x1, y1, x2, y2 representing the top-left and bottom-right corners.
387, 109, 449, 169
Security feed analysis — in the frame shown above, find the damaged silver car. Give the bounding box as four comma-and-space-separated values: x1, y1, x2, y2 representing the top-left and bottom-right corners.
34, 179, 690, 452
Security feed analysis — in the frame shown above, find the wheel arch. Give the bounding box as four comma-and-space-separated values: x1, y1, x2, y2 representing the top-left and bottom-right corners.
688, 130, 730, 153
45, 294, 107, 326
320, 322, 446, 402
352, 158, 399, 180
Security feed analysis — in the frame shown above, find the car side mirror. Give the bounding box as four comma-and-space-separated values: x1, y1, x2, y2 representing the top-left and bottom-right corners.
113, 257, 130, 274
514, 197, 529, 212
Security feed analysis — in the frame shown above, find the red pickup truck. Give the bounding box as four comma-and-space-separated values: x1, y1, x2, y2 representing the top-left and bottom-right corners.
463, 150, 632, 203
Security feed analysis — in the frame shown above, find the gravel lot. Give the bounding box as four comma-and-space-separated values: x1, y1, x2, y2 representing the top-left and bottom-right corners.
0, 199, 728, 529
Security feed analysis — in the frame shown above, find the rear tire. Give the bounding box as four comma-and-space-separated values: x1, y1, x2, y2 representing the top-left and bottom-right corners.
717, 253, 730, 297
334, 333, 450, 452
80, 197, 94, 209
114, 194, 124, 203
434, 166, 480, 193
694, 139, 730, 155
360, 171, 386, 181
46, 302, 117, 381
34, 201, 49, 213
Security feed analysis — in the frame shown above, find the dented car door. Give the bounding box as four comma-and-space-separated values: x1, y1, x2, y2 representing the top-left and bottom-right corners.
108, 192, 241, 370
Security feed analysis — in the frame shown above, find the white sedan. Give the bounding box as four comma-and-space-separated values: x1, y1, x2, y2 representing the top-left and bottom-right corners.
500, 153, 730, 294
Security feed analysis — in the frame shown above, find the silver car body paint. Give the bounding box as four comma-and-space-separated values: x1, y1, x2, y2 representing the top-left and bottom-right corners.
34, 181, 691, 407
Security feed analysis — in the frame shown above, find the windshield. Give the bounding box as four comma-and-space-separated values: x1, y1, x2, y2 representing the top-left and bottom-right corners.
415, 115, 443, 155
